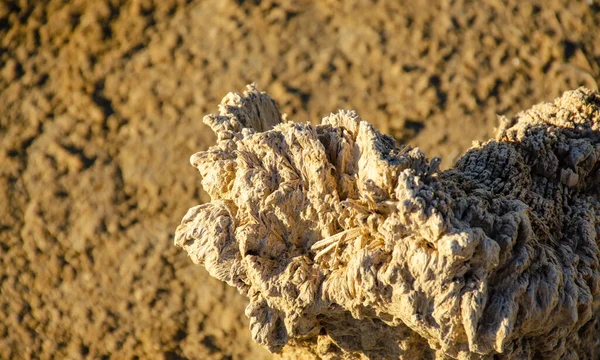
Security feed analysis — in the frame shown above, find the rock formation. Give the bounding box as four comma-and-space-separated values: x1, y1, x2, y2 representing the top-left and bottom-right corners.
175, 85, 600, 359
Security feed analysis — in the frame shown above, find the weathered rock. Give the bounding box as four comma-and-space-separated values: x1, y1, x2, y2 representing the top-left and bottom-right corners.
176, 85, 600, 359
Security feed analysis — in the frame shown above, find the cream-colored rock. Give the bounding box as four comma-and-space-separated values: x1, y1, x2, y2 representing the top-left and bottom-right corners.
176, 84, 600, 359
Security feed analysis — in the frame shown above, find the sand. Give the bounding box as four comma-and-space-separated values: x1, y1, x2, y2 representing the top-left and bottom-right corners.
1, 0, 599, 358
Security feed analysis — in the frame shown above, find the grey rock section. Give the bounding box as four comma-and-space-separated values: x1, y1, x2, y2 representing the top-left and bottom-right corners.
176, 85, 600, 359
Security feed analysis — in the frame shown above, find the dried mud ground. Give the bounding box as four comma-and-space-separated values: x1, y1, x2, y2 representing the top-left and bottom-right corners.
1, 0, 599, 359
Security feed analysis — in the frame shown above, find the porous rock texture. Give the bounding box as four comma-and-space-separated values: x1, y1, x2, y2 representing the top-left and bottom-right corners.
175, 85, 600, 359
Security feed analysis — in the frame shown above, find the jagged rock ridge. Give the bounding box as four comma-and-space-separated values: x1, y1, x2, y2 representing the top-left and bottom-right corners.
176, 85, 600, 359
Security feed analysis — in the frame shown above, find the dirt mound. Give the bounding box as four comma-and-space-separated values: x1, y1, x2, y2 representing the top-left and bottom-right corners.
1, 0, 599, 359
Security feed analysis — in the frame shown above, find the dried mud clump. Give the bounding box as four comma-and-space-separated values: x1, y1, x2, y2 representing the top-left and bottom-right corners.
176, 85, 600, 359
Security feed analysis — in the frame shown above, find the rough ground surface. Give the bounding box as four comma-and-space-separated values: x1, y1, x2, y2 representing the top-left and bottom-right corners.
1, 0, 600, 359
177, 86, 600, 359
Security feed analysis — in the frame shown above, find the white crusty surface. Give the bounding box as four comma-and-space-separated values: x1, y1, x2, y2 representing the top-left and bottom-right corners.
176, 84, 600, 359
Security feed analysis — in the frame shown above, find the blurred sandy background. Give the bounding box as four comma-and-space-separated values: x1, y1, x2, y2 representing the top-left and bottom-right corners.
1, 0, 599, 358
